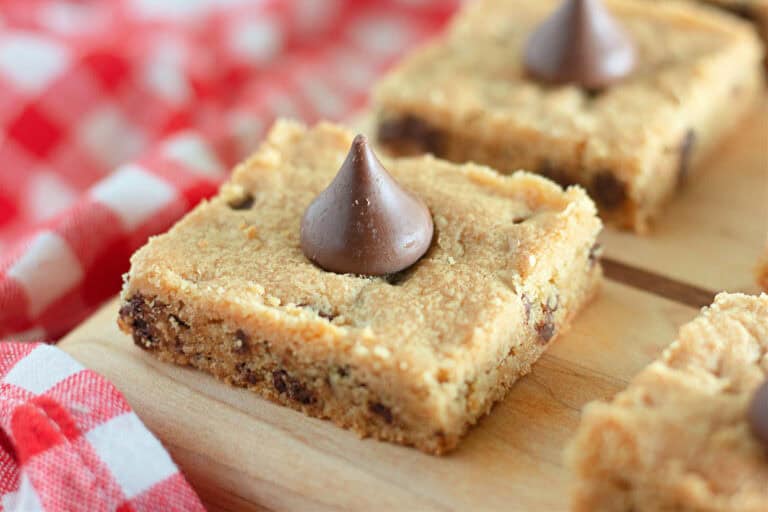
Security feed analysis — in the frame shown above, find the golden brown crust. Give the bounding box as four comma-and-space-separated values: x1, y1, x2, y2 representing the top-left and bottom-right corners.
119, 120, 603, 453
566, 293, 768, 511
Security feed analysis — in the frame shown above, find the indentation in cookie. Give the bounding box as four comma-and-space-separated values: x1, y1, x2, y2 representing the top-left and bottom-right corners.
377, 115, 444, 155
297, 303, 338, 321
227, 192, 254, 210
369, 402, 394, 424
512, 215, 531, 224
272, 369, 316, 404
383, 268, 412, 286
591, 172, 626, 210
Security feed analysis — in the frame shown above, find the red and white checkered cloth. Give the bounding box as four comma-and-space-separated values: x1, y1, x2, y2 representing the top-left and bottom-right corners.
0, 343, 204, 511
0, 1, 458, 509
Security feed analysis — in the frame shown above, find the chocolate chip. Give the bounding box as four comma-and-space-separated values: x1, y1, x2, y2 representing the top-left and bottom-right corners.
584, 88, 603, 100
236, 363, 259, 385
521, 294, 533, 323
538, 160, 576, 188
227, 193, 254, 210
377, 116, 444, 155
300, 134, 434, 276
523, 0, 636, 89
289, 384, 315, 405
512, 216, 530, 224
119, 295, 145, 320
233, 329, 250, 354
536, 295, 559, 343
547, 295, 560, 312
730, 4, 755, 21
272, 369, 315, 405
170, 314, 189, 329
677, 130, 696, 189
749, 379, 768, 448
272, 369, 288, 394
536, 318, 556, 343
131, 318, 158, 351
369, 402, 393, 424
119, 296, 159, 350
591, 172, 626, 210
317, 310, 337, 321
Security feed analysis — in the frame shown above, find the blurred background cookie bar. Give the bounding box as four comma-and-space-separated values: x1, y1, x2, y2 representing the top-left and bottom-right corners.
374, 0, 764, 232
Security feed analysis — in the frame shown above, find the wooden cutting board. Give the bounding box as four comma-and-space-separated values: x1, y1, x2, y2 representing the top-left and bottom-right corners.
59, 100, 767, 512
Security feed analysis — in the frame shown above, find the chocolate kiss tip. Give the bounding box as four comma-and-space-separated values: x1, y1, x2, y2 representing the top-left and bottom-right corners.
524, 0, 636, 90
300, 134, 434, 276
749, 379, 768, 448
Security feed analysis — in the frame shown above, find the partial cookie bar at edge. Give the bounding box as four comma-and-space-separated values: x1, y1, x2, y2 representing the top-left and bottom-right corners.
374, 0, 764, 232
117, 119, 603, 454
566, 293, 768, 511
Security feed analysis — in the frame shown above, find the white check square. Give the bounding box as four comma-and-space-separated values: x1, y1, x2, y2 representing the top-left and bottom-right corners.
90, 164, 177, 231
3, 345, 83, 395
85, 412, 177, 499
7, 231, 83, 316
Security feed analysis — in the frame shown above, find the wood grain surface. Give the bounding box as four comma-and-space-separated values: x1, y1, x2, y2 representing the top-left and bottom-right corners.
59, 99, 767, 511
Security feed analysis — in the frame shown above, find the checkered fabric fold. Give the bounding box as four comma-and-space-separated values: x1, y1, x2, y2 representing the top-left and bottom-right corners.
0, 0, 458, 342
0, 343, 205, 511
0, 0, 458, 509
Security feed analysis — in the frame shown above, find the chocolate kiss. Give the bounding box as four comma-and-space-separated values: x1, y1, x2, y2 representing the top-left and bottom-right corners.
300, 135, 434, 276
748, 379, 768, 449
524, 0, 636, 89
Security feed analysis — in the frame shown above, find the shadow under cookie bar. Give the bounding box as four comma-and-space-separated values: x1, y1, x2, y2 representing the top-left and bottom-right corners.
373, 0, 765, 233
117, 120, 603, 454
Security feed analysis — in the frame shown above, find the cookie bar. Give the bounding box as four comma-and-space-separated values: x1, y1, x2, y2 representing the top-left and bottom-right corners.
759, 247, 768, 290
118, 120, 602, 454
374, 0, 764, 232
566, 293, 768, 511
